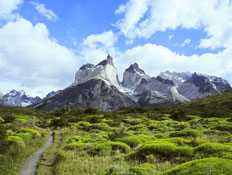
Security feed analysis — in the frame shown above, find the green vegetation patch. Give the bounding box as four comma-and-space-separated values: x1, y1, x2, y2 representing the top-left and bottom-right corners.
170, 129, 202, 138
129, 140, 194, 161
163, 158, 232, 175
129, 163, 157, 175
20, 128, 41, 137
15, 115, 29, 123
6, 136, 26, 148
194, 143, 232, 156
65, 142, 91, 150
89, 141, 131, 155
90, 123, 112, 131
116, 134, 156, 147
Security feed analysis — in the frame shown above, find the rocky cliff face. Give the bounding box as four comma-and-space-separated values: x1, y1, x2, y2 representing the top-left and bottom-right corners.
31, 79, 137, 111
178, 73, 232, 100
122, 63, 150, 89
45, 90, 61, 98
74, 55, 120, 89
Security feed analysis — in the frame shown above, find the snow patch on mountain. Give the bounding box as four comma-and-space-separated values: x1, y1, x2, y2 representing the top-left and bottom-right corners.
3, 90, 41, 106
74, 55, 121, 89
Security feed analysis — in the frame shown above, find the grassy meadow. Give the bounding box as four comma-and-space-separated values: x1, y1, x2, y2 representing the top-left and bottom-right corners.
1, 92, 232, 175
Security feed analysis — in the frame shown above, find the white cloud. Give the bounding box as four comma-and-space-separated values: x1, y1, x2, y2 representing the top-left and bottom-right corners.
181, 39, 191, 47
115, 0, 232, 50
0, 0, 23, 20
31, 1, 58, 21
0, 18, 79, 97
115, 43, 229, 81
83, 30, 118, 49
168, 35, 173, 40
78, 30, 120, 65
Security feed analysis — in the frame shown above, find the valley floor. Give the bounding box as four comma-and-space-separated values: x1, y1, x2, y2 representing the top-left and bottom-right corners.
1, 106, 232, 175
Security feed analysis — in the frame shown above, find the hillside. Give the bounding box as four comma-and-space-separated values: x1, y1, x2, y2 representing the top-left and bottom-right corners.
156, 91, 232, 118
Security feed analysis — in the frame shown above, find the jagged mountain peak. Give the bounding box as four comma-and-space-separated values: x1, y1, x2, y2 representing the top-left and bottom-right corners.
74, 55, 120, 89
125, 63, 145, 74
97, 54, 115, 67
122, 63, 149, 89
155, 76, 175, 86
79, 63, 94, 71
3, 90, 41, 106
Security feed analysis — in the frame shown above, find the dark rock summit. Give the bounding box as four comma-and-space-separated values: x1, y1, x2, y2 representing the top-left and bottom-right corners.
125, 63, 145, 74
31, 79, 137, 111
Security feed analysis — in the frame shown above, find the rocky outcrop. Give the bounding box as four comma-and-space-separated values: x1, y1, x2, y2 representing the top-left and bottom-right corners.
31, 79, 137, 111
74, 55, 120, 89
122, 63, 150, 89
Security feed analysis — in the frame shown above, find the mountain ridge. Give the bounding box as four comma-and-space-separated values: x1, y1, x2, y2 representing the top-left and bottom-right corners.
27, 55, 232, 111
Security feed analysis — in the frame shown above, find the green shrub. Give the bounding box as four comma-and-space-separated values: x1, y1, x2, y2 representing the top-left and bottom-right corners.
20, 128, 41, 137
110, 141, 131, 153
129, 124, 147, 131
65, 142, 91, 150
50, 117, 67, 126
89, 142, 112, 155
129, 141, 177, 160
122, 118, 144, 125
90, 123, 112, 131
223, 135, 232, 143
89, 141, 131, 155
194, 143, 232, 157
88, 115, 104, 123
176, 146, 194, 158
6, 136, 25, 148
16, 133, 32, 141
116, 135, 156, 147
75, 121, 92, 130
154, 133, 169, 139
129, 140, 194, 161
15, 115, 29, 123
69, 135, 92, 143
170, 129, 202, 138
129, 163, 157, 175
211, 124, 232, 132
163, 158, 232, 175
189, 139, 208, 147
163, 138, 190, 146
0, 117, 4, 123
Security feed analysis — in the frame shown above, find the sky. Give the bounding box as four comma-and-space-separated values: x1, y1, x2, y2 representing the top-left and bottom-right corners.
0, 0, 232, 97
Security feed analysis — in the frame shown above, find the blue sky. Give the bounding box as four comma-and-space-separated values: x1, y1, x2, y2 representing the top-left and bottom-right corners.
18, 0, 223, 55
0, 0, 232, 97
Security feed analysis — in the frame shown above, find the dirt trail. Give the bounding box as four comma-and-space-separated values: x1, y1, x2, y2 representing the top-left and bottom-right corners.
20, 131, 54, 175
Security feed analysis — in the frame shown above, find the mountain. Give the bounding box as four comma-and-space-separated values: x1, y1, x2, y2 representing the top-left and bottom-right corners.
3, 90, 41, 106
121, 63, 150, 89
178, 72, 232, 100
121, 65, 190, 106
74, 55, 120, 89
30, 56, 136, 111
30, 55, 231, 111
